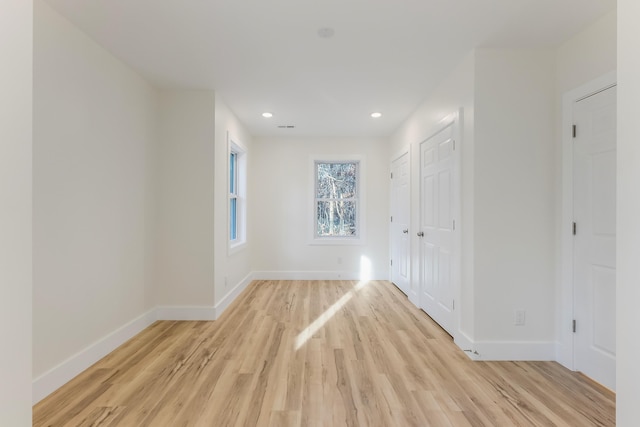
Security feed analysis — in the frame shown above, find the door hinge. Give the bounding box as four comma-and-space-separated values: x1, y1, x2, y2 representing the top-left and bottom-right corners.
572, 125, 577, 138
572, 319, 577, 333
390, 172, 393, 179
390, 259, 393, 266
453, 139, 456, 150
452, 300, 455, 310
453, 220, 456, 231
390, 216, 393, 223
573, 222, 577, 235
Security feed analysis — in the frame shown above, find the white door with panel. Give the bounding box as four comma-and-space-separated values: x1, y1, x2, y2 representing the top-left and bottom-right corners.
390, 153, 410, 295
573, 85, 616, 391
419, 124, 456, 335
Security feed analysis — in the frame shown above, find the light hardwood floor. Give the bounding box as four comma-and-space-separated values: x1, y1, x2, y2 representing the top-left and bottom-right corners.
33, 280, 615, 426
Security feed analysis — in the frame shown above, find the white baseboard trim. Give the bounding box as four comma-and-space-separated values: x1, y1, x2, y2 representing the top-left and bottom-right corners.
454, 331, 481, 360
408, 292, 420, 308
215, 272, 254, 318
252, 270, 387, 281
32, 309, 156, 405
555, 340, 574, 370
470, 340, 556, 361
156, 305, 215, 321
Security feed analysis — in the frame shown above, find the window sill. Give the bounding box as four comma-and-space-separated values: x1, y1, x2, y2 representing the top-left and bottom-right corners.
228, 241, 247, 255
308, 237, 365, 246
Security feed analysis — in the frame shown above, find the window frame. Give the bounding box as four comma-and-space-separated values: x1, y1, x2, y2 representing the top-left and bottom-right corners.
228, 134, 247, 253
309, 155, 366, 246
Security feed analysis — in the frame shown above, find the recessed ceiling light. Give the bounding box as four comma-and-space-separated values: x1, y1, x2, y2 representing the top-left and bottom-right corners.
262, 112, 273, 118
317, 27, 335, 39
371, 112, 382, 118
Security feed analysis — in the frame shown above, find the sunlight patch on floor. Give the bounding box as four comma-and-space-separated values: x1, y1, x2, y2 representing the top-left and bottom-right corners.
295, 256, 372, 350
295, 291, 353, 350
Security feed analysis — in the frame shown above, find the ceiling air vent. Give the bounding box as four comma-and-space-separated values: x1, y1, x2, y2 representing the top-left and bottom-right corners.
277, 125, 295, 129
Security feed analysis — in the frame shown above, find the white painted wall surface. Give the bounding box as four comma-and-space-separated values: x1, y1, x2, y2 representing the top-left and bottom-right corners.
214, 96, 253, 311
556, 10, 617, 94
0, 0, 33, 424
390, 49, 557, 357
251, 137, 389, 280
155, 90, 216, 307
617, 1, 640, 424
389, 53, 476, 342
473, 49, 556, 347
33, 0, 157, 378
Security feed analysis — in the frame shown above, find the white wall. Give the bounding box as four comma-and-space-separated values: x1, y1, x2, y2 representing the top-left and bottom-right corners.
33, 0, 157, 380
0, 0, 33, 424
148, 91, 254, 317
617, 2, 640, 424
31, 6, 254, 401
214, 96, 253, 311
473, 49, 556, 349
251, 137, 389, 280
556, 10, 617, 95
389, 52, 476, 342
155, 90, 216, 310
390, 48, 557, 358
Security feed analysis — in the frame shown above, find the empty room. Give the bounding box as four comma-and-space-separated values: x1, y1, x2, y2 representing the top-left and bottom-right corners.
2, 0, 640, 426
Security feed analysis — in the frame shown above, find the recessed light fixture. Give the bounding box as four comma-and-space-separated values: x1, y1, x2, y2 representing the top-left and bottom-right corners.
262, 112, 273, 118
317, 27, 335, 39
371, 112, 382, 118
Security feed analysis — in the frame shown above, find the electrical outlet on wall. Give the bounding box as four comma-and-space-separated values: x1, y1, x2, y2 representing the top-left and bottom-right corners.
514, 309, 526, 326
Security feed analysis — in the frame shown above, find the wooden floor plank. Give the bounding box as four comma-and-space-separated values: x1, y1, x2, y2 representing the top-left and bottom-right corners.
33, 280, 615, 426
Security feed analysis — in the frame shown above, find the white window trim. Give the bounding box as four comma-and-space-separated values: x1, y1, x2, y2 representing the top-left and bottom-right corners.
228, 133, 247, 254
308, 154, 366, 246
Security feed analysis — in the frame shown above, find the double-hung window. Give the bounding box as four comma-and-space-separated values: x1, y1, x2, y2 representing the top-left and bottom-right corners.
313, 159, 362, 242
229, 136, 246, 251
229, 151, 239, 241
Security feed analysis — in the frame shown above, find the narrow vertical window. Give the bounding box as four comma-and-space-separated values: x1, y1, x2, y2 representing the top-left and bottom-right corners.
229, 135, 247, 251
229, 151, 238, 241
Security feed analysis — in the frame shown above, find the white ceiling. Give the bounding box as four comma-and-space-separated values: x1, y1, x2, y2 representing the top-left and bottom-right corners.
44, 0, 615, 138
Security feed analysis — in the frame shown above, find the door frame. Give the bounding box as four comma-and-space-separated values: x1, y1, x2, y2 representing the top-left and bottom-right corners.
389, 148, 411, 295
558, 71, 616, 370
417, 110, 462, 339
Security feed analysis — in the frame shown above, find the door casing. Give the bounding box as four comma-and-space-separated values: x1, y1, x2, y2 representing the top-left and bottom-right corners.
390, 150, 411, 295
572, 84, 616, 391
558, 71, 617, 372
415, 111, 462, 340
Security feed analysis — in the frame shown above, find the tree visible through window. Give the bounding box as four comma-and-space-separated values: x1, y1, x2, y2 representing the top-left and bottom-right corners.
315, 161, 359, 238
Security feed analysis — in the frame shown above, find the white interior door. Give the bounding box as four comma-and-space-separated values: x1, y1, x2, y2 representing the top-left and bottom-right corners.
573, 85, 616, 391
419, 124, 456, 335
390, 152, 410, 295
